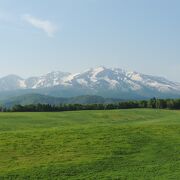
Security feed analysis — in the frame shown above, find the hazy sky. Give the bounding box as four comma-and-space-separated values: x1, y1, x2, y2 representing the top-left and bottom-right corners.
0, 0, 180, 81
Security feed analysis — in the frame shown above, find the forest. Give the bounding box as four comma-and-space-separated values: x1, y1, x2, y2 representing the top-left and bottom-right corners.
1, 98, 180, 112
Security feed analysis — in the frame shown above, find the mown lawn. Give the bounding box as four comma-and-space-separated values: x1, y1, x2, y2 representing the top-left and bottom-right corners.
0, 109, 179, 179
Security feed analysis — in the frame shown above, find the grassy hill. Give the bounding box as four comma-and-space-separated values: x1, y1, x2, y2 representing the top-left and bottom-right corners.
0, 109, 179, 179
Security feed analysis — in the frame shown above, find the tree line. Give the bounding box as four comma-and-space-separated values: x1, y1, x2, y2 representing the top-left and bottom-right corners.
0, 98, 180, 112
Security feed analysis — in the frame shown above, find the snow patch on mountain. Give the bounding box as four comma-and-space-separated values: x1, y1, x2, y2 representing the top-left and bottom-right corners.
127, 72, 143, 81
103, 76, 118, 88
63, 73, 80, 82
92, 66, 105, 76
18, 80, 27, 88
77, 79, 88, 86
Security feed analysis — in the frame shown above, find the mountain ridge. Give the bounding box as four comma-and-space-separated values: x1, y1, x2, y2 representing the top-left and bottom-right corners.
0, 66, 179, 99
0, 94, 125, 107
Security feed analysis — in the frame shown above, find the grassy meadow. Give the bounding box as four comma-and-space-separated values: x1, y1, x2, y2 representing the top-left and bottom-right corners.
0, 109, 179, 179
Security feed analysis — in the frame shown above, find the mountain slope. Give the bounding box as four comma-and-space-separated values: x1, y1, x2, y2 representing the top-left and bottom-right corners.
0, 94, 124, 107
0, 94, 66, 107
0, 67, 179, 99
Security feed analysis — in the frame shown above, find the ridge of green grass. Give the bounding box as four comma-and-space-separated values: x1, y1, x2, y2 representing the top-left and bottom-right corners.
0, 109, 179, 179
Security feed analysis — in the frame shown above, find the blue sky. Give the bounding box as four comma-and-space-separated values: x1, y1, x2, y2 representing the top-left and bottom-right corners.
0, 0, 180, 81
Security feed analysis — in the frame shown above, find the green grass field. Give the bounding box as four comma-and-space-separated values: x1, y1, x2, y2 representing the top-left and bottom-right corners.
0, 109, 179, 179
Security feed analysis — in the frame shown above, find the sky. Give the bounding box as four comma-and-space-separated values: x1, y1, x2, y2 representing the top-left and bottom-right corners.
0, 0, 180, 81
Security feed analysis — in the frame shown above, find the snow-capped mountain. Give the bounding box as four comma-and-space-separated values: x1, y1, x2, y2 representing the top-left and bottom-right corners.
25, 71, 71, 89
0, 67, 179, 99
0, 75, 26, 91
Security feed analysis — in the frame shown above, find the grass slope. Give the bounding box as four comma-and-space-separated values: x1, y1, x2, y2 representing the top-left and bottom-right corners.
0, 109, 179, 179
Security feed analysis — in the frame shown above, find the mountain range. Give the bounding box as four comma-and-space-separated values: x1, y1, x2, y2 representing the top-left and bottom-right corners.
0, 67, 179, 101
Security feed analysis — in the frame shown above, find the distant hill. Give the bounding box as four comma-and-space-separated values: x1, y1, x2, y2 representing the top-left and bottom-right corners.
0, 94, 124, 108
0, 94, 66, 107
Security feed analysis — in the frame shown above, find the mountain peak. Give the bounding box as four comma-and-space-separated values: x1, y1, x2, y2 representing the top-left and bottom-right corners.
2, 74, 23, 80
